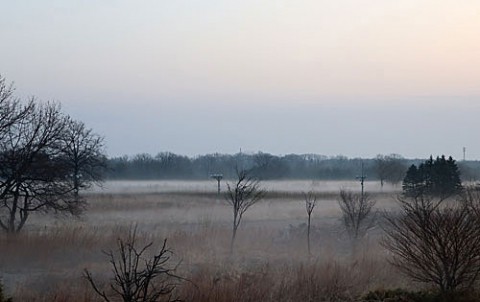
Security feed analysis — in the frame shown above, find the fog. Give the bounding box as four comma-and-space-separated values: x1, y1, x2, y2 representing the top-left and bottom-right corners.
2, 1, 480, 300
90, 180, 396, 194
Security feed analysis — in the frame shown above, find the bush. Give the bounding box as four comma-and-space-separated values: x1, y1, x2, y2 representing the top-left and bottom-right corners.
84, 227, 183, 302
362, 288, 439, 302
382, 194, 480, 294
0, 281, 12, 302
338, 189, 376, 239
363, 288, 480, 302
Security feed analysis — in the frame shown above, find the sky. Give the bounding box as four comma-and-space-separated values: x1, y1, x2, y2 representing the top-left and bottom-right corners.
1, 1, 480, 159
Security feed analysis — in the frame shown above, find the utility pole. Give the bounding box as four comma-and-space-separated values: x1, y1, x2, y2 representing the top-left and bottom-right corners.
356, 162, 367, 201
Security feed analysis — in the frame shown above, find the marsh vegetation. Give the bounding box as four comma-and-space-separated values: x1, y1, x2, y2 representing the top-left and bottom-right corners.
1, 173, 480, 302
0, 180, 407, 301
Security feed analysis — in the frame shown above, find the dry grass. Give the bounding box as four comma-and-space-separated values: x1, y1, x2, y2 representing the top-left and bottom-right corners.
0, 180, 406, 301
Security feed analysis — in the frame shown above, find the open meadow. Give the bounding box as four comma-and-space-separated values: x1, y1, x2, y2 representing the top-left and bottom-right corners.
0, 180, 412, 301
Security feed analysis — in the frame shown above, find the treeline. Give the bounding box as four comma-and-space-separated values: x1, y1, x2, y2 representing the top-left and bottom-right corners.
106, 152, 480, 181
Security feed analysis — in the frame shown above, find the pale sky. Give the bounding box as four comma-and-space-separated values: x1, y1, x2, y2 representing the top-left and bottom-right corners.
1, 1, 480, 159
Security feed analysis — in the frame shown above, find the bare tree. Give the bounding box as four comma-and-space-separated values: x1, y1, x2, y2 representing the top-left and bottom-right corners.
374, 154, 407, 187
461, 186, 480, 217
0, 75, 34, 142
85, 228, 183, 302
304, 190, 317, 257
61, 119, 107, 197
0, 76, 106, 233
382, 194, 480, 294
374, 155, 389, 188
225, 168, 266, 253
338, 190, 376, 239
0, 101, 78, 233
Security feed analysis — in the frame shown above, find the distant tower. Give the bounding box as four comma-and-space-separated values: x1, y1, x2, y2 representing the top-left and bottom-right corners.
463, 147, 466, 161
210, 174, 223, 195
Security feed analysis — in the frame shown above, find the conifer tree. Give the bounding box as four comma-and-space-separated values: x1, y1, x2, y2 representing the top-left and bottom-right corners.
402, 155, 462, 198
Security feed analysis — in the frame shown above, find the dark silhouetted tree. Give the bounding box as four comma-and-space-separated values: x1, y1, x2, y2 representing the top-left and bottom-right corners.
382, 193, 480, 294
62, 119, 107, 198
0, 101, 76, 233
374, 154, 407, 187
338, 189, 376, 239
85, 227, 182, 302
0, 76, 106, 234
303, 190, 317, 256
251, 152, 289, 179
0, 75, 34, 142
402, 165, 425, 197
402, 155, 462, 198
225, 168, 266, 253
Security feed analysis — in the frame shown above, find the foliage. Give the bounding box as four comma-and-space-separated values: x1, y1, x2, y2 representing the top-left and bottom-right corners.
105, 151, 480, 182
249, 152, 289, 179
382, 193, 480, 293
402, 155, 462, 198
338, 189, 376, 239
0, 281, 12, 302
106, 153, 414, 181
84, 228, 183, 302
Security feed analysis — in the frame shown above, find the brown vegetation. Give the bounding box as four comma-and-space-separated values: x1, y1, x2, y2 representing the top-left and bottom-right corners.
0, 181, 439, 301
383, 191, 480, 295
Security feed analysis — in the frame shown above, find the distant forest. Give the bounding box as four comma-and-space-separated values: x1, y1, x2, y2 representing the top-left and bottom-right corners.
106, 152, 480, 182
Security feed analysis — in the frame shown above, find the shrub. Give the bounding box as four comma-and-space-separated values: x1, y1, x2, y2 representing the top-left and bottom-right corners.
0, 281, 12, 302
382, 194, 480, 294
338, 190, 376, 239
362, 288, 439, 302
84, 227, 183, 302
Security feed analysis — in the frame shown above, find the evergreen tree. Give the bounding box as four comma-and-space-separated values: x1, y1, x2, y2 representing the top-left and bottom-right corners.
402, 155, 462, 198
445, 156, 463, 195
403, 165, 424, 197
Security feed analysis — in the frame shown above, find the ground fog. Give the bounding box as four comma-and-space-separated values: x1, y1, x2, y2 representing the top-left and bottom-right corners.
0, 180, 409, 301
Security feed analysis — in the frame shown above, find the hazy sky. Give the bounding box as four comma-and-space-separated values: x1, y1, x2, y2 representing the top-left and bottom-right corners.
1, 1, 480, 159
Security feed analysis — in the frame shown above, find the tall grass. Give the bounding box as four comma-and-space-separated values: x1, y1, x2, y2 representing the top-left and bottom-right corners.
0, 184, 405, 301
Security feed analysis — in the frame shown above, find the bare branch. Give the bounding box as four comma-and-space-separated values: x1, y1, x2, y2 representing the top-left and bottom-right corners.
382, 193, 480, 293
225, 168, 266, 253
304, 190, 317, 257
338, 189, 376, 239
84, 227, 183, 302
0, 75, 105, 234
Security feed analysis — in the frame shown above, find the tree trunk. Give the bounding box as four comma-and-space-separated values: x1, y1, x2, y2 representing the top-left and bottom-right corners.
8, 191, 19, 233
73, 165, 80, 198
230, 219, 238, 255
17, 209, 29, 233
307, 213, 311, 257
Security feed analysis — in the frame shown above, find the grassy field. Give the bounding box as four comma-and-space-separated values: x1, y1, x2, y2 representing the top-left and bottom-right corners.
0, 180, 412, 301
